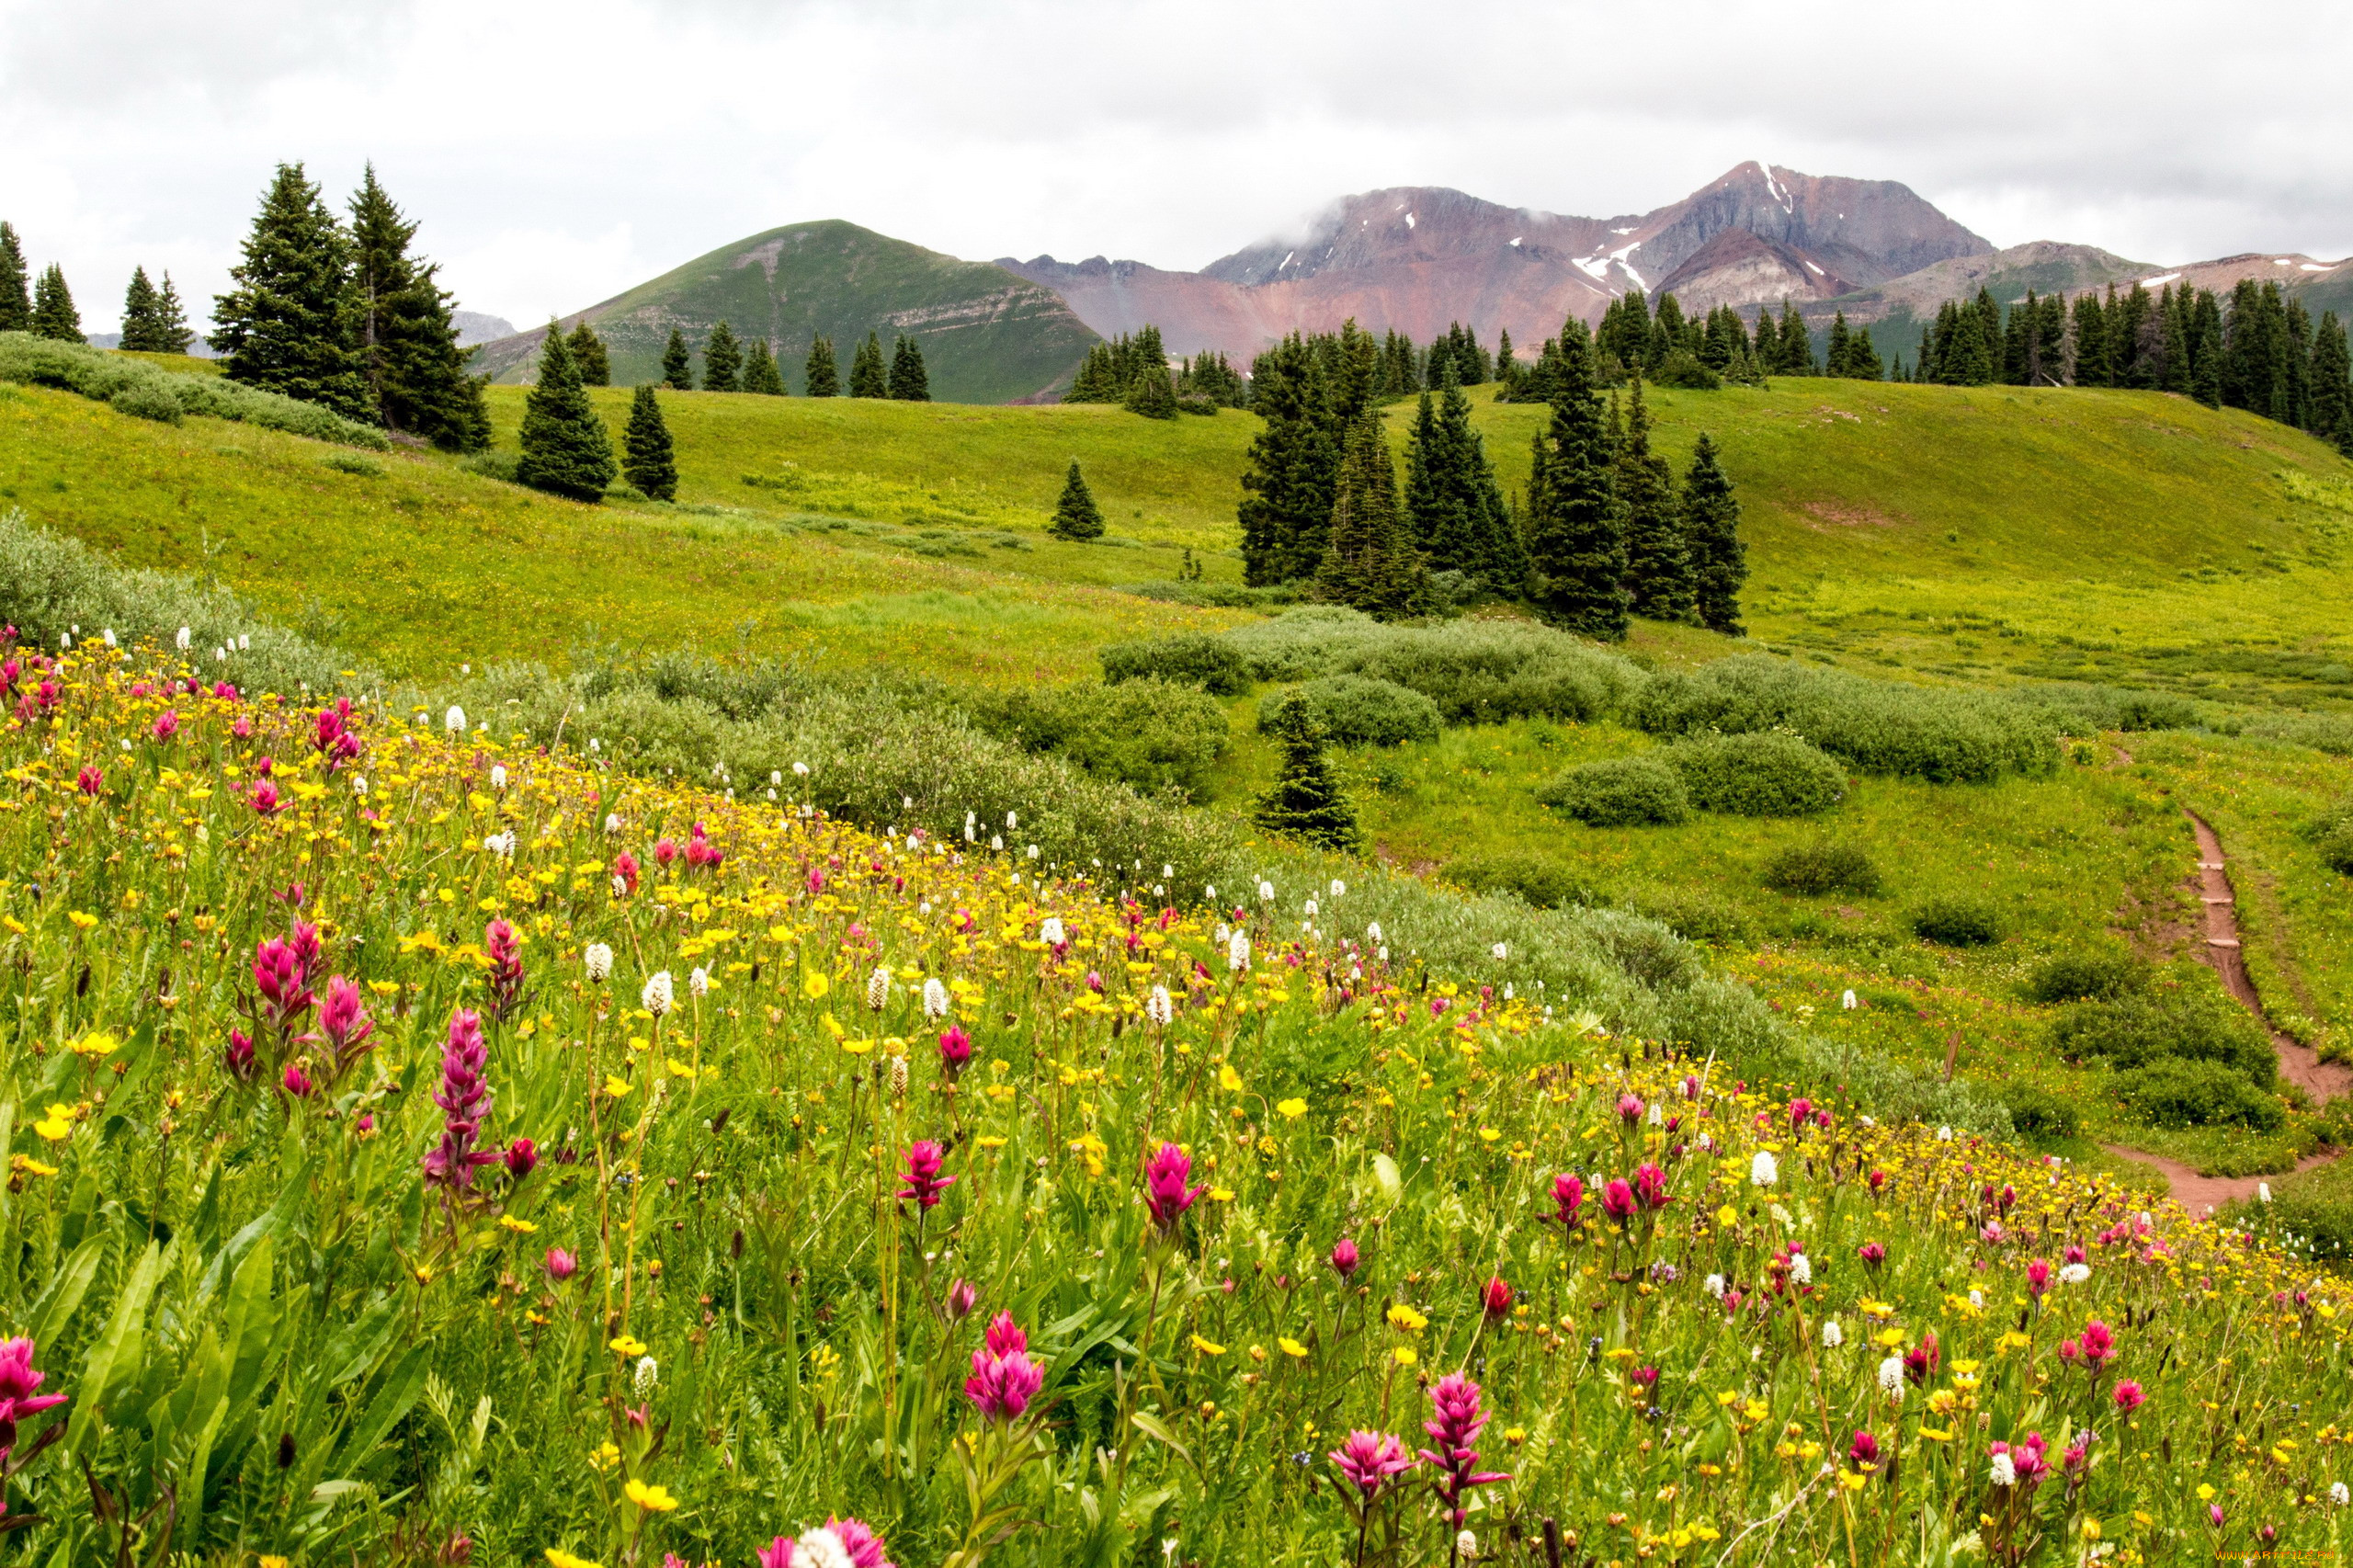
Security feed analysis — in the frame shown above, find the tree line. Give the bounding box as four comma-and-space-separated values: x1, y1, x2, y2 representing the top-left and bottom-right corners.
1236, 318, 1745, 639
1900, 278, 2353, 451
1, 222, 196, 355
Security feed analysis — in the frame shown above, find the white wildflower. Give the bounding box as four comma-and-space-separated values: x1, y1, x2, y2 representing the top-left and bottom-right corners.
489, 764, 507, 790
1969, 1289, 1984, 1309
1841, 989, 1858, 1009
991, 835, 1004, 851
1227, 931, 1251, 971
1491, 942, 1507, 960
239, 632, 251, 651
688, 966, 710, 998
2059, 1263, 2090, 1286
444, 704, 465, 734
1258, 881, 1274, 902
175, 626, 191, 652
1039, 916, 1066, 946
633, 1356, 658, 1397
866, 966, 891, 1011
1330, 878, 1346, 896
1750, 1151, 1779, 1187
1877, 1357, 1904, 1396
923, 978, 950, 1019
1367, 921, 1383, 944
1304, 897, 1318, 917
1703, 1273, 1726, 1299
1823, 1319, 1843, 1348
642, 971, 674, 1017
793, 1528, 859, 1568
1989, 1453, 2016, 1487
100, 628, 117, 648
2259, 1182, 2273, 1203
483, 831, 516, 858
1937, 1126, 1953, 1142
2333, 1481, 2350, 1506
1789, 1253, 1813, 1286
352, 775, 368, 796
1454, 1531, 1478, 1562
584, 943, 613, 983
605, 812, 622, 834
1147, 984, 1174, 1026
1005, 810, 1016, 828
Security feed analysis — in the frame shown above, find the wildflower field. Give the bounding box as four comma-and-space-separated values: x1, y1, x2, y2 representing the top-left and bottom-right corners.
1, 642, 2349, 1566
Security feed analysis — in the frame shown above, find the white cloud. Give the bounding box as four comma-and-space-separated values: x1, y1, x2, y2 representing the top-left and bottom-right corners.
4, 0, 2349, 334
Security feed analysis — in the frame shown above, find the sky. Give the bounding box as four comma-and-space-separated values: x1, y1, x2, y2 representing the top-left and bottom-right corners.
6, 0, 2351, 335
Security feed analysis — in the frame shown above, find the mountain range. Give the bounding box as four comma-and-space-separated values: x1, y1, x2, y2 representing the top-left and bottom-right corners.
472, 162, 2353, 399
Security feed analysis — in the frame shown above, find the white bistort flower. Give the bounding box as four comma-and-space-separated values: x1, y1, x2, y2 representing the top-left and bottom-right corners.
688, 967, 710, 999
633, 1356, 658, 1397
1227, 931, 1251, 972
1822, 1319, 1843, 1348
483, 830, 516, 858
2059, 1263, 2091, 1286
866, 966, 891, 1011
1789, 1252, 1813, 1286
792, 1528, 860, 1568
923, 978, 950, 1019
1257, 881, 1274, 902
1039, 916, 1066, 946
489, 764, 507, 790
604, 812, 622, 834
1703, 1273, 1726, 1299
175, 626, 191, 652
1366, 920, 1383, 944
1147, 984, 1175, 1026
2332, 1481, 2351, 1506
1877, 1357, 1904, 1397
1989, 1452, 2017, 1487
1750, 1151, 1779, 1187
584, 943, 614, 983
642, 971, 675, 1017
445, 705, 466, 734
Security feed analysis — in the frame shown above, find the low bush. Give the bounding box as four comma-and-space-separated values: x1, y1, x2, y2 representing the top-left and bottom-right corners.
1536, 756, 1690, 826
1444, 853, 1608, 910
2023, 946, 2148, 1004
1621, 891, 1753, 947
1258, 675, 1439, 748
2052, 986, 2276, 1085
972, 676, 1231, 796
2242, 711, 2353, 756
1099, 631, 1251, 696
1910, 896, 2002, 947
1663, 732, 1847, 817
1631, 654, 2060, 781
2010, 682, 2202, 733
1759, 840, 1884, 897
1120, 582, 1304, 609
2003, 1084, 2083, 1140
0, 332, 390, 448
2116, 1058, 2284, 1131
1219, 609, 1643, 723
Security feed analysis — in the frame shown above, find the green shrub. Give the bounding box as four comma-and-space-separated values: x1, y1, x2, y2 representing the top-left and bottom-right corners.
1445, 853, 1608, 910
970, 676, 1231, 796
1631, 654, 2060, 781
2242, 712, 2353, 756
1536, 756, 1690, 826
1622, 891, 1753, 946
2052, 986, 2276, 1085
1654, 349, 1722, 390
1663, 733, 1846, 817
2116, 1058, 2283, 1131
1218, 608, 1644, 723
1910, 896, 2002, 947
1099, 632, 1251, 696
461, 450, 522, 483
1258, 675, 1439, 748
1759, 840, 1883, 896
2319, 827, 2353, 876
2024, 946, 2147, 1004
108, 381, 183, 424
2012, 682, 2202, 733
2003, 1085, 2083, 1140
0, 331, 389, 448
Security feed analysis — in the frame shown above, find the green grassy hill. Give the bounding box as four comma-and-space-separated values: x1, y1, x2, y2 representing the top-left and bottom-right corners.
471, 220, 1100, 403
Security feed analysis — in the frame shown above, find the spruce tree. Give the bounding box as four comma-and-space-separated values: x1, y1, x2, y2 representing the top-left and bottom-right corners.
622, 384, 678, 501
1254, 718, 1361, 852
1124, 360, 1177, 418
568, 322, 611, 386
2310, 312, 2353, 455
1776, 301, 1814, 373
889, 335, 931, 400
1824, 312, 1852, 379
515, 321, 616, 503
149, 274, 192, 354
804, 336, 839, 397
0, 222, 27, 333
1050, 460, 1106, 540
1236, 335, 1343, 585
212, 163, 369, 418
742, 338, 787, 395
701, 322, 742, 392
1616, 377, 1693, 621
1403, 387, 1467, 569
118, 267, 163, 351
662, 330, 694, 391
849, 332, 888, 397
29, 265, 83, 342
347, 166, 488, 449
1684, 433, 1746, 636
1523, 322, 1629, 639
1752, 307, 1779, 370
1317, 412, 1423, 618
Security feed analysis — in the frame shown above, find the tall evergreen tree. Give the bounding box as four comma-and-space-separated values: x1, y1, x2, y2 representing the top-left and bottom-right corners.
1523, 322, 1629, 639
2070, 292, 2109, 387
1776, 301, 1814, 373
567, 322, 610, 386
2310, 312, 2353, 455
0, 222, 27, 333
701, 322, 743, 392
1615, 377, 1692, 622
848, 332, 889, 397
28, 266, 83, 343
1050, 460, 1106, 540
1824, 312, 1852, 379
150, 274, 192, 354
515, 321, 616, 502
347, 166, 487, 449
742, 338, 787, 395
1403, 386, 1467, 570
1236, 335, 1342, 585
1752, 306, 1779, 371
1254, 718, 1361, 852
1123, 359, 1177, 418
803, 335, 839, 397
1317, 412, 1424, 619
622, 384, 677, 501
1683, 433, 1746, 636
662, 330, 694, 391
888, 335, 931, 400
117, 267, 164, 351
2189, 294, 2224, 408
212, 163, 369, 419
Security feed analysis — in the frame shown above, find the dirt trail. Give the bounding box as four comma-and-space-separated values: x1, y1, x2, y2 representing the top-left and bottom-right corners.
2102, 811, 2347, 1213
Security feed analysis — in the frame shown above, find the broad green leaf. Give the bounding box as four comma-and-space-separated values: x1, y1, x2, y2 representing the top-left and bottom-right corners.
335, 1342, 429, 1472
26, 1228, 107, 1351
68, 1238, 165, 1457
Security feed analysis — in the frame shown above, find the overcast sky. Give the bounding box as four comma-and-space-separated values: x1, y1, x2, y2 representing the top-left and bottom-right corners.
6, 0, 2349, 334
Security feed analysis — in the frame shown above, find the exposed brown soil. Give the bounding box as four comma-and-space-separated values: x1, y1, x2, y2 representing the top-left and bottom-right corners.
2103, 811, 2347, 1212
1800, 501, 1904, 529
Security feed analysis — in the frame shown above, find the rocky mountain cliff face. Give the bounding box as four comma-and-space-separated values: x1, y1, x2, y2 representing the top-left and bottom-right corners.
1001, 163, 1993, 358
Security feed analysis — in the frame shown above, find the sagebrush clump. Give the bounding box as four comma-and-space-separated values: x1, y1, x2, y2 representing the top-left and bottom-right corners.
1257, 675, 1440, 748
1536, 756, 1690, 826
1759, 840, 1884, 897
1910, 895, 2003, 947
1662, 732, 1847, 817
1099, 631, 1252, 696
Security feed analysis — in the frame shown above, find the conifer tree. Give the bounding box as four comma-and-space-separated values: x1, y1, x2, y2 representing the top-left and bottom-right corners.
515, 320, 616, 502
1065, 342, 1120, 403
742, 339, 787, 395
663, 330, 694, 391
149, 273, 192, 354
1523, 322, 1628, 638
212, 163, 369, 418
567, 323, 610, 386
1317, 412, 1424, 618
117, 267, 164, 351
1776, 301, 1814, 373
1403, 387, 1466, 569
2310, 312, 2353, 455
888, 335, 931, 400
2070, 292, 2108, 387
1237, 335, 1342, 585
1684, 433, 1746, 636
622, 383, 677, 501
0, 222, 27, 333
1254, 718, 1361, 852
803, 336, 839, 397
29, 265, 83, 343
1824, 312, 1852, 378
1050, 460, 1106, 540
1752, 307, 1779, 370
849, 332, 888, 397
1123, 360, 1177, 418
701, 322, 742, 392
347, 166, 488, 449
1616, 377, 1692, 621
